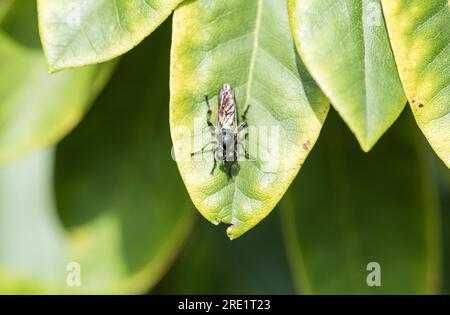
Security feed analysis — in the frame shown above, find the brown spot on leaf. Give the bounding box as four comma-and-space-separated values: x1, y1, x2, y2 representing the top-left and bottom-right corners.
418, 103, 424, 108
303, 140, 311, 151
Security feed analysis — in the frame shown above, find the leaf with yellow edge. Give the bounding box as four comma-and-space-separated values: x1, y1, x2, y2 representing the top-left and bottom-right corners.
37, 0, 183, 71
288, 0, 406, 151
382, 0, 450, 168
0, 0, 114, 164
170, 0, 329, 239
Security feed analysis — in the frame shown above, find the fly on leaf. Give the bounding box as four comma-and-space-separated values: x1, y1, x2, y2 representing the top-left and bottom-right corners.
191, 84, 253, 178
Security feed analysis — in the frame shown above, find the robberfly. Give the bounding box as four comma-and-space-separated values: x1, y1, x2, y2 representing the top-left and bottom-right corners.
191, 84, 252, 178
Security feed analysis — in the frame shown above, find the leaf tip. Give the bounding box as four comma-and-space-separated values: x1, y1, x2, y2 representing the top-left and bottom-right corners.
47, 66, 59, 74
45, 58, 63, 74
353, 130, 380, 153
226, 223, 247, 240
359, 141, 374, 153
226, 225, 238, 240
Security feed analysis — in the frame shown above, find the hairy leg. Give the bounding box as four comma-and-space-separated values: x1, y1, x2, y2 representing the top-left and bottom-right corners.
205, 94, 215, 134
237, 141, 256, 160
238, 104, 250, 132
210, 150, 217, 175
191, 141, 217, 156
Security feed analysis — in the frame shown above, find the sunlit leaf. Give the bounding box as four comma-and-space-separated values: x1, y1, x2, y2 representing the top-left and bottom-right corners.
382, 0, 450, 168
281, 110, 441, 294
0, 0, 114, 164
38, 0, 183, 71
0, 149, 68, 293
0, 0, 14, 20
170, 0, 329, 239
288, 0, 406, 151
0, 20, 193, 293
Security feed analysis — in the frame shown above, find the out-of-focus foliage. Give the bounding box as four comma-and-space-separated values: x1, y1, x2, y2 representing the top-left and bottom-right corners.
55, 19, 193, 293
281, 110, 441, 294
155, 213, 295, 294
0, 148, 66, 293
0, 0, 114, 164
0, 19, 192, 294
0, 0, 13, 19
436, 155, 450, 293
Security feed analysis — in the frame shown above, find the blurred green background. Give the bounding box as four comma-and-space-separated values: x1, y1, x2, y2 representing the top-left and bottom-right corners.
0, 0, 449, 294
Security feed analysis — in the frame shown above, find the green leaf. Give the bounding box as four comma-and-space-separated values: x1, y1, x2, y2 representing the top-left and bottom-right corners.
0, 21, 193, 293
170, 0, 329, 239
281, 110, 441, 294
288, 0, 406, 151
0, 0, 14, 20
382, 0, 450, 168
433, 147, 450, 293
0, 149, 68, 293
155, 213, 295, 294
38, 0, 183, 72
0, 0, 114, 164
54, 19, 193, 293
1, 0, 41, 48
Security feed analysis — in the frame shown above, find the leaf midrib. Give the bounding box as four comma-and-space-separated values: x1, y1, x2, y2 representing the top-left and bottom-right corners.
228, 0, 263, 232
362, 1, 371, 144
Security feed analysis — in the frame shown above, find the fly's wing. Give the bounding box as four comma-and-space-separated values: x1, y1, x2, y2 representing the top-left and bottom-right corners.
218, 85, 237, 130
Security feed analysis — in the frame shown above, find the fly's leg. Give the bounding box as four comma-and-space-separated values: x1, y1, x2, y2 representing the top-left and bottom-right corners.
191, 140, 217, 156
210, 149, 217, 175
237, 103, 251, 153
191, 145, 217, 174
237, 121, 248, 133
242, 104, 250, 120
205, 95, 215, 135
238, 104, 250, 133
237, 141, 255, 160
237, 124, 250, 146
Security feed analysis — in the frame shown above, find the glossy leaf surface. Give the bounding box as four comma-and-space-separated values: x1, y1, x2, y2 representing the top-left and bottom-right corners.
382, 0, 450, 168
289, 0, 406, 151
170, 0, 329, 239
38, 0, 183, 71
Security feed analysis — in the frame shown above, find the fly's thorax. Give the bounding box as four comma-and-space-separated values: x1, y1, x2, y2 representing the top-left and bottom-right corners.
216, 128, 236, 162
217, 128, 235, 145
